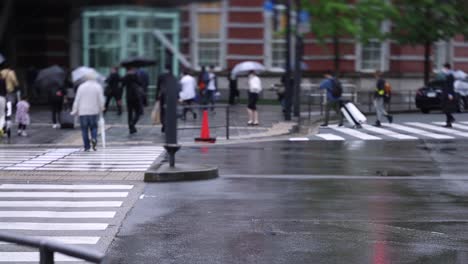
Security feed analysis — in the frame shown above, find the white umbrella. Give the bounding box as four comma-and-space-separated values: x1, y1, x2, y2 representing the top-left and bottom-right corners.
72, 66, 105, 85
453, 70, 467, 80
231, 61, 266, 78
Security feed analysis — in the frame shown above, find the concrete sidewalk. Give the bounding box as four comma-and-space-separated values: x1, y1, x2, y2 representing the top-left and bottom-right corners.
0, 104, 299, 147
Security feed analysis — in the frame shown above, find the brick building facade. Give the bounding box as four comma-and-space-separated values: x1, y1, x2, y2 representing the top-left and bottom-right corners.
1, 0, 468, 99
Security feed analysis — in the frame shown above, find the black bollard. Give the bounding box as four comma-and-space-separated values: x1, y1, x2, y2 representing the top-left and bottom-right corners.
163, 74, 181, 167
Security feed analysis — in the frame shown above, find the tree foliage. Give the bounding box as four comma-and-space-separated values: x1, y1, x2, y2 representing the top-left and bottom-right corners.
391, 0, 468, 83
302, 0, 397, 73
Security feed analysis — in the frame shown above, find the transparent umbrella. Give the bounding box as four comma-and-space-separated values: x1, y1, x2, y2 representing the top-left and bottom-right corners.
231, 61, 265, 78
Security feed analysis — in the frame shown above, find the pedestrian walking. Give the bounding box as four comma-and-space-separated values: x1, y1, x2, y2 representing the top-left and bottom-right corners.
179, 69, 197, 121
441, 63, 457, 127
137, 68, 150, 107
205, 65, 218, 111
228, 69, 239, 105
373, 71, 393, 127
122, 67, 144, 134
0, 63, 20, 110
71, 73, 105, 151
0, 74, 6, 137
104, 67, 122, 115
319, 70, 343, 127
198, 66, 210, 108
15, 95, 30, 137
49, 82, 65, 129
247, 71, 262, 126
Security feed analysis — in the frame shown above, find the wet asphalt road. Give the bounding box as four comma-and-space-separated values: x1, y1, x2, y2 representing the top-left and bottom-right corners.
107, 139, 468, 264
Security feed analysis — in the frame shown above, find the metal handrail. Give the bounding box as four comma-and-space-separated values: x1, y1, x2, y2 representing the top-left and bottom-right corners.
0, 232, 107, 264
176, 104, 231, 140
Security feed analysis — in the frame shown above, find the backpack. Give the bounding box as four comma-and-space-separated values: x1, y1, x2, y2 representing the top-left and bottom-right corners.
384, 81, 392, 96
0, 75, 6, 97
331, 78, 343, 98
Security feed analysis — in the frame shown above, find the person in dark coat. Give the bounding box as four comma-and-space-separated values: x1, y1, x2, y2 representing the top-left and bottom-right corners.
49, 83, 65, 128
122, 67, 144, 134
228, 69, 239, 105
104, 67, 122, 115
441, 63, 456, 128
155, 65, 173, 133
137, 69, 150, 107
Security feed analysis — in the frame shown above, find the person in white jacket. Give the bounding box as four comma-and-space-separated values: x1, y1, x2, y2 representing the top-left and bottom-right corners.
72, 73, 105, 151
179, 70, 197, 120
247, 71, 262, 125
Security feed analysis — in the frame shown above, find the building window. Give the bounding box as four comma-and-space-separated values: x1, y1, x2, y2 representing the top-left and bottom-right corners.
192, 2, 225, 68
272, 39, 286, 69
264, 5, 287, 70
434, 41, 451, 70
82, 8, 180, 102
360, 40, 383, 72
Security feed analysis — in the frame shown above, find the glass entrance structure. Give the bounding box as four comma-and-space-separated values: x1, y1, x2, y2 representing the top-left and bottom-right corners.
82, 7, 180, 101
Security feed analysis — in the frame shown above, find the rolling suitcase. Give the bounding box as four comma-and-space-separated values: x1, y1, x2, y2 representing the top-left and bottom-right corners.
341, 101, 366, 128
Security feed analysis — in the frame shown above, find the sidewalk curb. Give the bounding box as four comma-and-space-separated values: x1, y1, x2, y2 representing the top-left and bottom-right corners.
144, 163, 218, 182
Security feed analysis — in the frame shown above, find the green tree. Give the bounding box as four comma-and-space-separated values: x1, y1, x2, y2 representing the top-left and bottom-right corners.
391, 0, 468, 84
303, 0, 397, 75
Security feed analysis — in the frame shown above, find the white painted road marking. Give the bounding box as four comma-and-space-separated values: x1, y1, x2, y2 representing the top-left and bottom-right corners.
0, 184, 133, 190
0, 192, 128, 198
316, 133, 345, 141
361, 124, 418, 140
0, 252, 81, 262
330, 126, 381, 140
0, 211, 116, 218
0, 201, 123, 207
289, 137, 310, 141
382, 123, 454, 139
0, 222, 108, 230
432, 122, 468, 131
406, 122, 468, 138
0, 236, 100, 245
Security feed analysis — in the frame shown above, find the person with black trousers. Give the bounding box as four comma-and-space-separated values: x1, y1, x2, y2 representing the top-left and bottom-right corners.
155, 65, 173, 133
122, 67, 144, 134
49, 83, 65, 128
104, 67, 122, 115
228, 69, 239, 105
441, 63, 456, 128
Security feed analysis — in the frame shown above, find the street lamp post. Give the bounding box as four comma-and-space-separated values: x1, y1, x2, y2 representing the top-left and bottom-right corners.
293, 0, 303, 118
284, 0, 293, 121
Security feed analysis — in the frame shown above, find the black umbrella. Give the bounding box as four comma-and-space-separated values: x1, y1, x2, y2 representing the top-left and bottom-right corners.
34, 65, 66, 92
120, 57, 156, 68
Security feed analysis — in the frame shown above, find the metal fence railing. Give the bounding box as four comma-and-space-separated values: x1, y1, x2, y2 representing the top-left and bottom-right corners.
0, 232, 108, 264
176, 104, 231, 140
303, 85, 419, 119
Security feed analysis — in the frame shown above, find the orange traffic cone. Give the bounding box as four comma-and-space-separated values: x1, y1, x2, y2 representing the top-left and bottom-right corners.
195, 110, 216, 143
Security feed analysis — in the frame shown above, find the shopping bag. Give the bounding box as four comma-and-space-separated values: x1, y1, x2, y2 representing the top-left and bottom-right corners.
151, 101, 161, 125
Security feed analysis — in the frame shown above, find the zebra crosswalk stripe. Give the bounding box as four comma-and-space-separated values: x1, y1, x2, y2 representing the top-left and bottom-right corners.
0, 184, 133, 190
316, 133, 345, 141
0, 252, 80, 262
0, 192, 128, 198
432, 122, 468, 131
0, 184, 134, 261
0, 146, 165, 172
0, 236, 100, 245
382, 123, 454, 139
361, 124, 418, 140
329, 126, 381, 140
406, 122, 468, 138
0, 211, 115, 218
